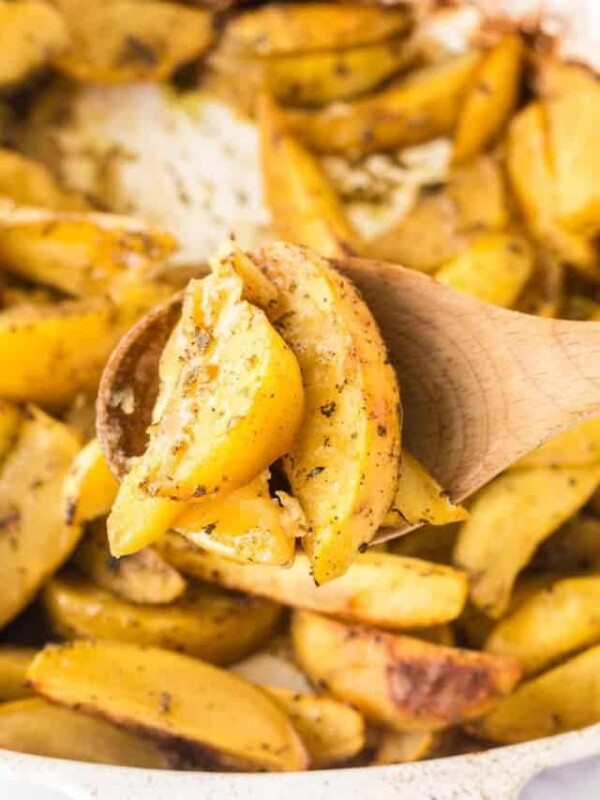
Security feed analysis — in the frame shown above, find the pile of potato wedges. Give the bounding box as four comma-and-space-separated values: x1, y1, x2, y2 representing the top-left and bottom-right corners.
0, 0, 599, 774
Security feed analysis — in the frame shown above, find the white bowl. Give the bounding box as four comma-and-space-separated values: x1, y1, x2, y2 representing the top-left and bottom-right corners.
1, 724, 600, 800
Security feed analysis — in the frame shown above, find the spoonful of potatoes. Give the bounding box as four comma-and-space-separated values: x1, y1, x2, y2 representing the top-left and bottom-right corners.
97, 241, 600, 583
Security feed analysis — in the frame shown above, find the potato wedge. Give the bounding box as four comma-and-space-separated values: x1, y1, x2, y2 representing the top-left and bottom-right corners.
435, 232, 534, 308
44, 573, 282, 665
265, 687, 365, 768
218, 3, 411, 57
372, 729, 438, 765
367, 155, 507, 272
477, 645, 600, 744
0, 203, 176, 297
174, 471, 303, 567
388, 523, 459, 564
62, 438, 118, 526
0, 148, 89, 211
292, 611, 521, 731
27, 640, 309, 771
0, 407, 82, 629
254, 242, 401, 583
384, 450, 468, 527
453, 35, 523, 163
156, 534, 468, 629
485, 576, 600, 676
258, 94, 358, 258
513, 417, 600, 469
537, 61, 600, 238
506, 103, 597, 277
0, 698, 172, 768
0, 399, 22, 463
287, 52, 481, 155
0, 1, 67, 88
454, 465, 600, 618
0, 285, 171, 409
74, 521, 186, 605
55, 1, 214, 84
0, 647, 35, 701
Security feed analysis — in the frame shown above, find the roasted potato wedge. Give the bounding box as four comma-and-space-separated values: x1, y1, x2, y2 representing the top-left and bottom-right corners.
174, 471, 303, 567
259, 93, 358, 257
384, 450, 468, 527
156, 534, 468, 629
287, 52, 481, 156
0, 697, 172, 768
254, 242, 401, 583
43, 573, 282, 665
506, 103, 597, 278
367, 155, 508, 272
485, 576, 600, 676
372, 729, 438, 766
28, 640, 309, 772
435, 232, 534, 308
513, 417, 600, 469
0, 407, 82, 629
265, 687, 365, 768
0, 647, 35, 701
73, 521, 186, 605
476, 645, 600, 744
537, 61, 600, 238
453, 35, 523, 163
55, 1, 214, 84
292, 611, 521, 731
0, 1, 67, 88
0, 203, 176, 297
454, 465, 600, 618
0, 285, 171, 409
217, 3, 411, 57
388, 523, 460, 565
62, 438, 118, 526
0, 148, 88, 211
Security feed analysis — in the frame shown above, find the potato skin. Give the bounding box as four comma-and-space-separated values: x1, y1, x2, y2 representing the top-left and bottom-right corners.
43, 573, 283, 665
292, 611, 521, 731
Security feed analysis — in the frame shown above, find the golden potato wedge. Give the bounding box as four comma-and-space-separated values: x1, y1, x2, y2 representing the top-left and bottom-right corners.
435, 232, 534, 308
254, 242, 401, 583
44, 573, 282, 665
0, 285, 171, 409
477, 645, 600, 744
0, 698, 172, 768
265, 687, 365, 768
174, 471, 303, 567
372, 729, 438, 765
506, 103, 597, 278
287, 52, 481, 155
384, 450, 468, 527
0, 399, 22, 463
0, 203, 176, 296
74, 521, 186, 605
453, 35, 523, 163
537, 61, 600, 238
258, 94, 358, 258
388, 523, 460, 565
513, 417, 600, 469
0, 647, 35, 701
156, 534, 468, 629
367, 155, 508, 272
533, 515, 600, 574
454, 465, 600, 618
485, 576, 600, 676
0, 407, 82, 629
0, 148, 88, 210
292, 611, 521, 731
218, 3, 411, 57
27, 640, 309, 771
55, 1, 214, 84
0, 1, 67, 88
62, 438, 118, 526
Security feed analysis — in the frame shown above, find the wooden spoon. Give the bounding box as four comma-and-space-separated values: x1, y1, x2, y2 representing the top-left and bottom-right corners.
96, 257, 600, 543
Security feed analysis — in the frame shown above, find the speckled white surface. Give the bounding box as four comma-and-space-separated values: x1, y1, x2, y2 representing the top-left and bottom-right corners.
1, 725, 600, 800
